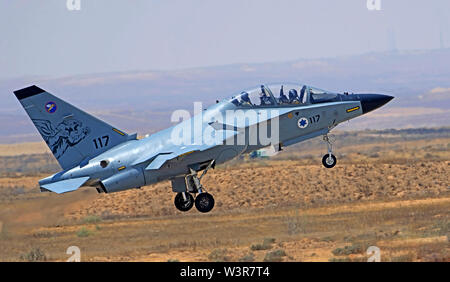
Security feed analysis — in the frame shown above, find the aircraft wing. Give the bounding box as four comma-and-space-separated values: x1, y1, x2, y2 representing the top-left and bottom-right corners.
144, 144, 215, 170
133, 124, 239, 170
131, 144, 213, 168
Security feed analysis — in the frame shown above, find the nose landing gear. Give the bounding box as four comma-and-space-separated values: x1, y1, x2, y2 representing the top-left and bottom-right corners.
322, 134, 337, 168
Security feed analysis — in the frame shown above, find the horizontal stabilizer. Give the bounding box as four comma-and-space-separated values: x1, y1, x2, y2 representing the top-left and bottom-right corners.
40, 176, 90, 194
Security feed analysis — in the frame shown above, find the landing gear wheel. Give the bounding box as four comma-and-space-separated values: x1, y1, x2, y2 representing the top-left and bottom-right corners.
195, 192, 215, 213
322, 154, 337, 168
174, 192, 194, 212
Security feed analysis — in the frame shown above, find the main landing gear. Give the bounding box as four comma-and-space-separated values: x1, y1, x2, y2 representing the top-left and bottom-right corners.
322, 134, 337, 168
174, 192, 194, 212
194, 192, 215, 213
174, 161, 215, 213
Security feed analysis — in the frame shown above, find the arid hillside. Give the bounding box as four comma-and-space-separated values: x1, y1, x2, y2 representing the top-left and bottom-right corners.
0, 128, 448, 262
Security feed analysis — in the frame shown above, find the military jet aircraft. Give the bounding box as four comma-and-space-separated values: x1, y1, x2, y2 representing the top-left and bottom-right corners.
14, 83, 393, 213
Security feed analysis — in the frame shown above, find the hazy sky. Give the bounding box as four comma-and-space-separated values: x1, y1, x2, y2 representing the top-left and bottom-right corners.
1, 0, 449, 79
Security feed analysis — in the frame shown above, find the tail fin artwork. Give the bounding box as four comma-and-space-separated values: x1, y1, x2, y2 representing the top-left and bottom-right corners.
14, 85, 135, 170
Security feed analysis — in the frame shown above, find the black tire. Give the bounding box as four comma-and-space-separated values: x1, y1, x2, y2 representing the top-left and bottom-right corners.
174, 192, 194, 212
322, 154, 337, 168
195, 192, 215, 213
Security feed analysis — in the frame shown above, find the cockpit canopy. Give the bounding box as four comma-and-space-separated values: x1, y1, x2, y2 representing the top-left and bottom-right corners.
228, 83, 338, 107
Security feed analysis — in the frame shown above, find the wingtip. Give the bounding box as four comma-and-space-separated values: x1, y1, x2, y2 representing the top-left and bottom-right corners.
13, 85, 46, 100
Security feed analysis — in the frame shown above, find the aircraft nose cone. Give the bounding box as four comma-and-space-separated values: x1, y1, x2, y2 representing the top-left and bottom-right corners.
359, 94, 394, 114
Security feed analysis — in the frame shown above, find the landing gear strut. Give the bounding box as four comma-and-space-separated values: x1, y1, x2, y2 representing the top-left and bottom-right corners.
189, 161, 215, 213
173, 160, 216, 213
322, 134, 337, 168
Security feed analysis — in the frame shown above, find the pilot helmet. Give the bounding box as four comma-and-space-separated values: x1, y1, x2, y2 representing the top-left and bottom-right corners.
289, 89, 298, 98
260, 85, 267, 95
241, 92, 250, 102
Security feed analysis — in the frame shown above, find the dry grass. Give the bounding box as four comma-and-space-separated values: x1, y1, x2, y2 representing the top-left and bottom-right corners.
1, 195, 447, 262
0, 142, 49, 157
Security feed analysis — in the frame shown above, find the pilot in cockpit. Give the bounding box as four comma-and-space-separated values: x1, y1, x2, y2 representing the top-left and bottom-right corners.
289, 89, 300, 104
231, 97, 240, 106
299, 85, 306, 103
240, 91, 252, 106
259, 85, 272, 105
279, 85, 289, 104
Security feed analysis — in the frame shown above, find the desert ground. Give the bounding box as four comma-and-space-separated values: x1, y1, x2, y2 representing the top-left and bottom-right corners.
0, 128, 448, 262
